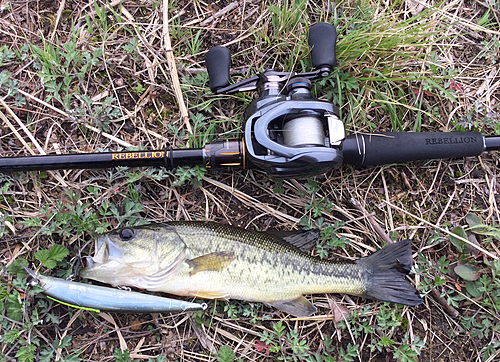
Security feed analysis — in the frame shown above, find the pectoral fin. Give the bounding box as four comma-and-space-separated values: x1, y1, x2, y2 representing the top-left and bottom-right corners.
187, 251, 235, 275
270, 296, 318, 317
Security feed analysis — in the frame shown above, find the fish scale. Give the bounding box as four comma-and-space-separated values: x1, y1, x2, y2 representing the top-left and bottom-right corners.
174, 222, 366, 294
81, 221, 422, 317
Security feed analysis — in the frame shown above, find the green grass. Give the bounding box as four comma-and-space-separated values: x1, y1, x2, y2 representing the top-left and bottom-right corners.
1, 0, 499, 361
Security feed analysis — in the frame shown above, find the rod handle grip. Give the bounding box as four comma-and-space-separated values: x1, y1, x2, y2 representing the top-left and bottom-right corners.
342, 132, 485, 166
205, 46, 231, 92
308, 23, 337, 73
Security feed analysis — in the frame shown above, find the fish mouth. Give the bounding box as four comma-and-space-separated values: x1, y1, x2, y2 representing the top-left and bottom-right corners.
81, 234, 126, 281
87, 235, 122, 267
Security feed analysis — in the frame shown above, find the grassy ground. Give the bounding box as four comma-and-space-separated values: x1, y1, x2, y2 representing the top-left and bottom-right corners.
1, 0, 500, 361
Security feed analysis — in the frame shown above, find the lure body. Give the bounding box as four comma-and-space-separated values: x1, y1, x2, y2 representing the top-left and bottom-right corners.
24, 267, 205, 313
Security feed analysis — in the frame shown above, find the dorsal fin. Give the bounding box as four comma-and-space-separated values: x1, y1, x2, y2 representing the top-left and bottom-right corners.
267, 229, 320, 252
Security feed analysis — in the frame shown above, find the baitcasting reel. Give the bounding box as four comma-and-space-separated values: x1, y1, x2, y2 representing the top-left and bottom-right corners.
205, 23, 343, 178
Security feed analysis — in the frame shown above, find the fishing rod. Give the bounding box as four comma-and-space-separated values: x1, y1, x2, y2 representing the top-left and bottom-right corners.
1, 23, 499, 178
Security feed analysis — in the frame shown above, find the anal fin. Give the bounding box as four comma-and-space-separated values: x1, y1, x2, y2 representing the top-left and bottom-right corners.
270, 296, 317, 317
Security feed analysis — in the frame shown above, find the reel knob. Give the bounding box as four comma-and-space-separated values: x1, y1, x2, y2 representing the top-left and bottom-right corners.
308, 23, 337, 76
205, 46, 231, 92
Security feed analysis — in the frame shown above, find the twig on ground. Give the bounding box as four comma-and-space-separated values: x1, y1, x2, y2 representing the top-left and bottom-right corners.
189, 319, 217, 354
203, 176, 300, 224
436, 187, 456, 225
162, 0, 193, 137
430, 289, 460, 318
15, 89, 133, 148
200, 2, 240, 26
413, 0, 500, 35
0, 99, 69, 187
381, 170, 394, 230
384, 200, 499, 260
0, 98, 45, 155
55, 309, 83, 361
50, 0, 66, 41
350, 197, 394, 245
100, 312, 128, 352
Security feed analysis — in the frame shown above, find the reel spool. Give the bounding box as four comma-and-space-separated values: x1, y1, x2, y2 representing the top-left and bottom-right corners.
282, 116, 326, 148
281, 79, 326, 148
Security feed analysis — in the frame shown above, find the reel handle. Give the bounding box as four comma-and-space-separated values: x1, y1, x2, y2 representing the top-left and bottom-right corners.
342, 132, 486, 166
308, 22, 337, 74
205, 46, 232, 92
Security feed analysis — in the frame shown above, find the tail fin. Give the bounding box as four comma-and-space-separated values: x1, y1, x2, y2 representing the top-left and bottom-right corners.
358, 240, 423, 306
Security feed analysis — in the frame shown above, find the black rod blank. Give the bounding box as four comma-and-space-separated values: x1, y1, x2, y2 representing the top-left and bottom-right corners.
0, 149, 204, 173
485, 136, 500, 151
0, 139, 244, 173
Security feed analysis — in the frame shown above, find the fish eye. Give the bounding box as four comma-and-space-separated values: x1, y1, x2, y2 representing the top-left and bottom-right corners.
119, 228, 134, 241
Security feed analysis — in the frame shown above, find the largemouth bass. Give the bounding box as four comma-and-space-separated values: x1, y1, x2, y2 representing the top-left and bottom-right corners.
81, 222, 422, 317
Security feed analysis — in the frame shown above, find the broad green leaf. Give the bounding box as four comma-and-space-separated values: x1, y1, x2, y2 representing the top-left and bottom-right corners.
36, 245, 69, 269
468, 224, 500, 237
62, 354, 82, 362
45, 313, 60, 324
15, 345, 36, 362
465, 213, 498, 236
112, 348, 130, 362
42, 259, 57, 269
6, 291, 23, 321
0, 329, 22, 343
465, 280, 482, 298
48, 245, 69, 262
465, 213, 482, 228
379, 335, 395, 347
39, 348, 54, 362
55, 336, 72, 349
217, 346, 235, 362
8, 258, 29, 277
448, 226, 467, 252
35, 249, 50, 263
454, 263, 480, 281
